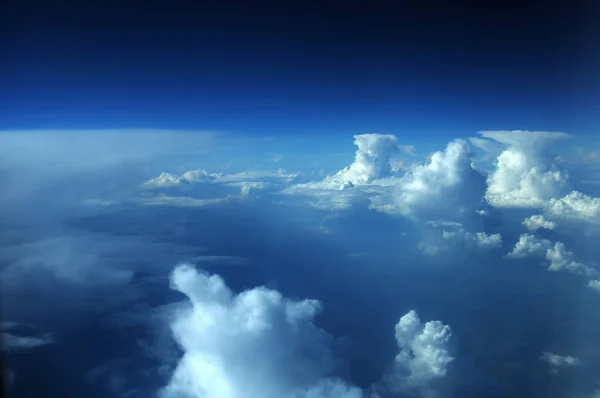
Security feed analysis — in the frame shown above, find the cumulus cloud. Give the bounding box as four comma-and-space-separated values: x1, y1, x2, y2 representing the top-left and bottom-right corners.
540, 352, 580, 373
481, 130, 571, 208
522, 214, 556, 231
506, 234, 552, 258
545, 242, 596, 276
327, 134, 399, 187
377, 310, 453, 396
143, 172, 188, 188
442, 230, 502, 251
159, 264, 362, 398
281, 136, 494, 227
506, 234, 595, 276
545, 191, 600, 226
279, 134, 401, 209
391, 139, 488, 222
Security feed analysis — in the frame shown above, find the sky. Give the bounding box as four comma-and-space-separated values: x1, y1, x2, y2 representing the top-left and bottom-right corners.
3, 1, 600, 398
2, 0, 600, 136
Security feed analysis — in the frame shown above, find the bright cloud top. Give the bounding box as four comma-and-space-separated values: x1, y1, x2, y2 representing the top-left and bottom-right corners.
545, 191, 600, 227
507, 234, 596, 276
160, 264, 362, 398
391, 139, 488, 222
480, 130, 571, 208
326, 134, 399, 187
522, 215, 556, 231
280, 133, 402, 209
377, 310, 454, 396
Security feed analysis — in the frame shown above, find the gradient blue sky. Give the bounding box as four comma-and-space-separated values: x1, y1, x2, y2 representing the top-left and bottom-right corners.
2, 1, 600, 139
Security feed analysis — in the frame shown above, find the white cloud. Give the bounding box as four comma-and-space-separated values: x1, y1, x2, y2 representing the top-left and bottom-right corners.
329, 134, 399, 186
587, 280, 600, 293
378, 310, 453, 396
442, 230, 502, 251
280, 134, 401, 207
522, 214, 556, 231
159, 264, 362, 398
481, 130, 571, 208
144, 168, 300, 189
391, 139, 488, 222
506, 234, 552, 258
506, 234, 595, 276
281, 136, 493, 225
143, 172, 188, 188
545, 242, 596, 276
540, 352, 580, 372
545, 191, 600, 225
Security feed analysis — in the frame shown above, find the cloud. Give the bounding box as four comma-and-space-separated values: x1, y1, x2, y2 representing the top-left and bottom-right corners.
506, 234, 552, 258
140, 168, 300, 209
0, 129, 219, 208
522, 214, 556, 231
540, 352, 580, 373
329, 134, 399, 186
281, 136, 493, 227
131, 195, 234, 208
143, 172, 188, 188
2, 332, 54, 351
480, 130, 571, 208
159, 264, 362, 398
545, 242, 596, 276
144, 169, 300, 189
390, 139, 488, 222
377, 310, 453, 396
281, 134, 400, 207
506, 234, 596, 276
0, 233, 205, 321
545, 191, 600, 226
441, 230, 502, 251
399, 145, 417, 155
587, 280, 600, 293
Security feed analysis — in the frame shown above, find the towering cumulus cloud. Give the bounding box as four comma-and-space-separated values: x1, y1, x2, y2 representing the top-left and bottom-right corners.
280, 134, 401, 209
376, 310, 454, 397
160, 265, 362, 398
480, 130, 571, 208
393, 139, 488, 222
328, 134, 399, 187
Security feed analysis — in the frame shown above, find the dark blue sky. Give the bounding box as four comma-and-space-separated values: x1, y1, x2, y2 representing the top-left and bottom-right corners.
2, 0, 599, 137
